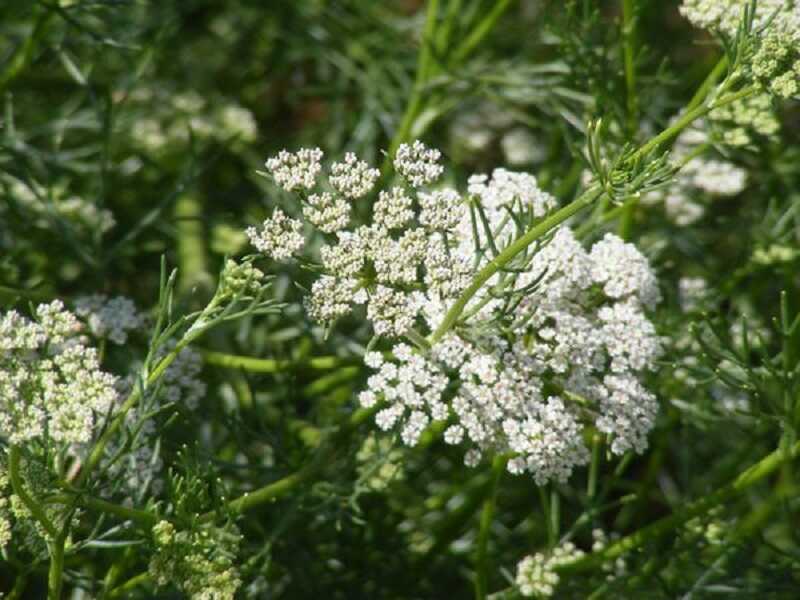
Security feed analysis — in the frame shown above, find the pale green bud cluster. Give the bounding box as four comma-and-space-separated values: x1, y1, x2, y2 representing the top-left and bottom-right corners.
219, 259, 266, 298
709, 94, 780, 145
515, 541, 585, 597
149, 520, 242, 600
751, 30, 800, 98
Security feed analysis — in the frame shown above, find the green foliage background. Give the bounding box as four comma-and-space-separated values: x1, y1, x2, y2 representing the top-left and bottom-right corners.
1, 0, 799, 598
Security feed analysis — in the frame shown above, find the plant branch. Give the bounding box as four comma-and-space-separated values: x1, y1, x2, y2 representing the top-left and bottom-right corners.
202, 350, 344, 373
202, 406, 378, 519
474, 454, 507, 600
558, 440, 800, 574
47, 493, 159, 528
8, 446, 57, 539
429, 186, 603, 344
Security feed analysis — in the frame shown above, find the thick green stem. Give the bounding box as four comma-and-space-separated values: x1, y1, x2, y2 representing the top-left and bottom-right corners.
202, 350, 343, 372
686, 55, 729, 113
474, 455, 507, 600
451, 0, 515, 65
107, 573, 151, 599
631, 86, 754, 161
385, 0, 514, 168
175, 193, 211, 298
619, 0, 640, 243
47, 534, 66, 600
587, 434, 602, 500
384, 0, 441, 169
558, 440, 800, 574
7, 573, 28, 600
48, 493, 159, 528
621, 0, 638, 137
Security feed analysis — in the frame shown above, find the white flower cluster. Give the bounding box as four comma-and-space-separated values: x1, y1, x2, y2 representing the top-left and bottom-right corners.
750, 27, 800, 98
0, 301, 118, 445
74, 295, 145, 345
468, 168, 557, 219
251, 141, 469, 337
150, 520, 242, 600
515, 541, 585, 598
361, 225, 662, 482
329, 152, 380, 198
264, 147, 323, 191
394, 140, 445, 187
303, 192, 350, 233
246, 208, 305, 261
251, 142, 662, 483
680, 0, 800, 38
680, 0, 800, 98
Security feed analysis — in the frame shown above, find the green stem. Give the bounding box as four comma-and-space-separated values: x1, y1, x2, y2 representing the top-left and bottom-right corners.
81, 281, 232, 489
558, 440, 800, 574
384, 0, 441, 169
437, 0, 464, 54
175, 193, 211, 298
7, 572, 28, 600
631, 86, 754, 161
102, 548, 135, 598
202, 350, 343, 372
417, 472, 495, 566
550, 487, 561, 544
48, 493, 159, 528
107, 573, 151, 599
587, 434, 601, 500
0, 284, 52, 302
8, 446, 57, 539
51, 409, 376, 532
205, 406, 378, 519
686, 55, 729, 113
47, 533, 66, 600
450, 0, 515, 65
385, 0, 514, 169
621, 0, 638, 137
474, 455, 507, 600
302, 366, 360, 397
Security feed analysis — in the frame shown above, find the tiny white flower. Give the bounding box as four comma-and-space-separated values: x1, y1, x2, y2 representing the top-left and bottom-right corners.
265, 147, 323, 191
